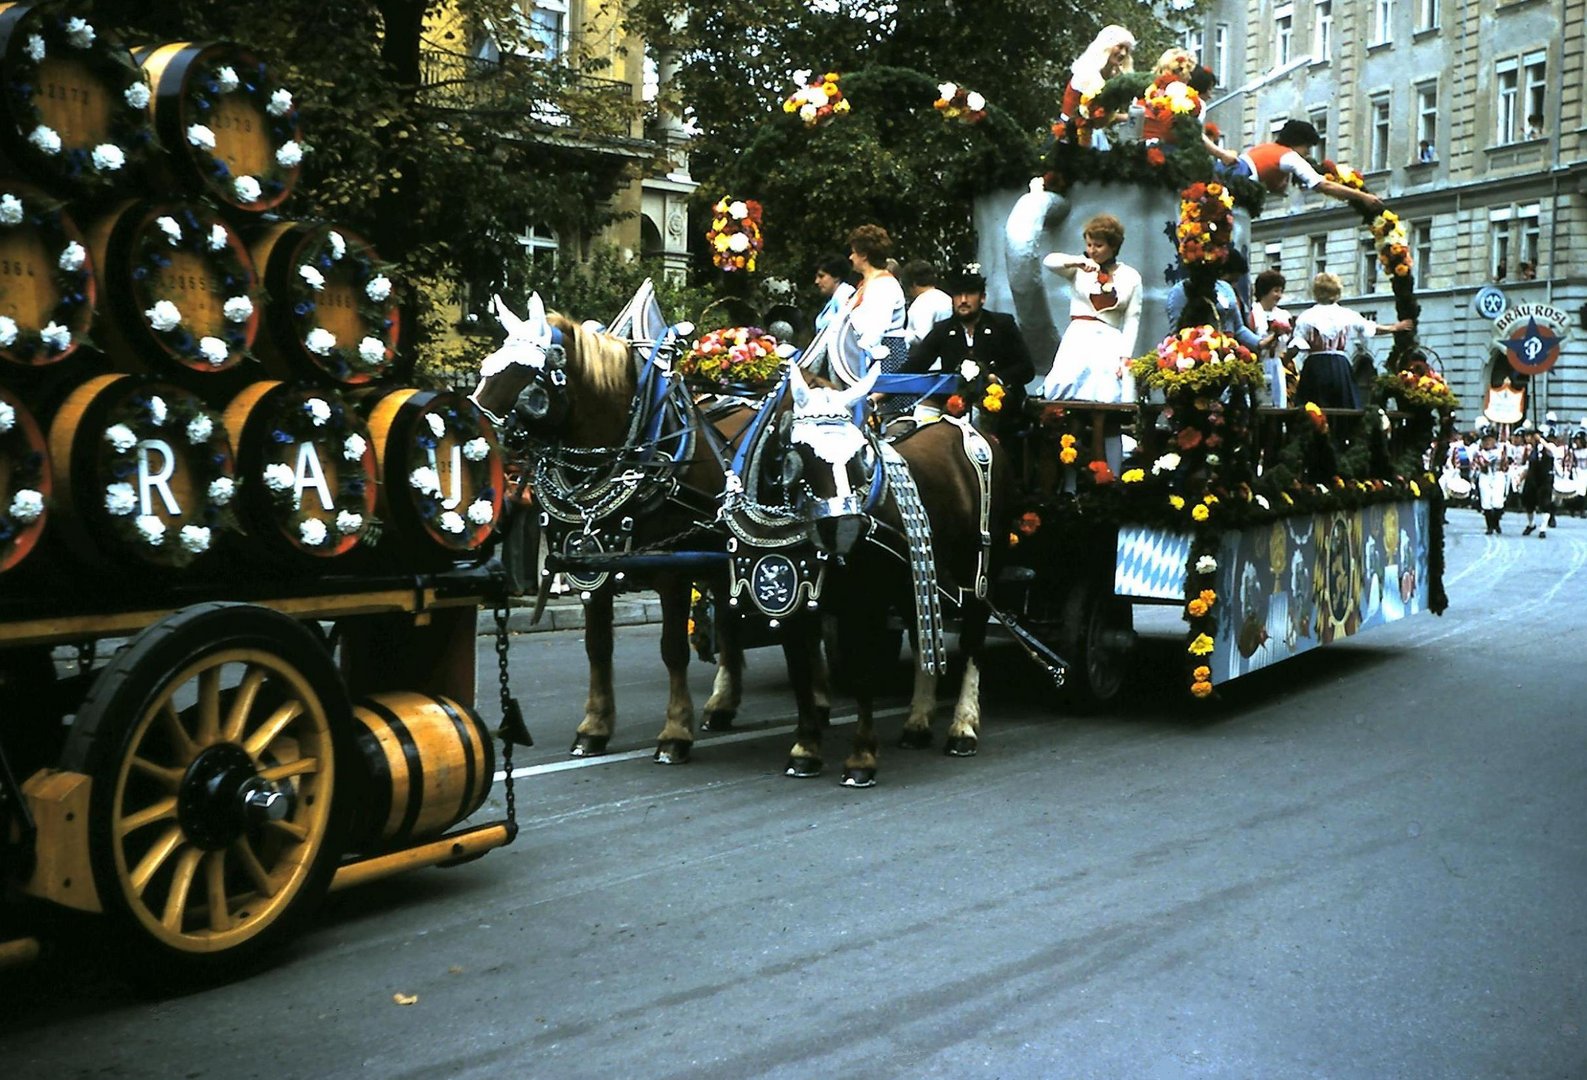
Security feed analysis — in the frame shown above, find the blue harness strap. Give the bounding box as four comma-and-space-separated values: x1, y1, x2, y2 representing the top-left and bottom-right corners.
729, 368, 790, 478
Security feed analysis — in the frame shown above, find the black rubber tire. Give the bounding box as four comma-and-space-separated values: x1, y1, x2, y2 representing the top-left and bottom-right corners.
60, 602, 354, 984
1056, 580, 1132, 712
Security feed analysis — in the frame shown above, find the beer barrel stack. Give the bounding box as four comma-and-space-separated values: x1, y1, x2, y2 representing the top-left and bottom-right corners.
0, 1, 504, 581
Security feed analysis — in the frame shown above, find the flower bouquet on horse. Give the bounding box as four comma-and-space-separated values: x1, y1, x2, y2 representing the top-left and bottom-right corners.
676, 327, 787, 395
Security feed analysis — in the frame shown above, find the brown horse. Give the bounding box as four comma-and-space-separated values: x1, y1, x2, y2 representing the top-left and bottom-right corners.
471, 292, 761, 762
780, 364, 1011, 786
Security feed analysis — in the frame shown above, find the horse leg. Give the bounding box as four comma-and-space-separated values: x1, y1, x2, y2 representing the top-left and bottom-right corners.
701, 583, 743, 731
653, 575, 696, 764
783, 611, 826, 778
840, 606, 885, 788
897, 660, 937, 749
571, 588, 616, 756
945, 601, 990, 758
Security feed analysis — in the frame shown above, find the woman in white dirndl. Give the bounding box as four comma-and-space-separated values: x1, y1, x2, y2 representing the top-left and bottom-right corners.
1039, 213, 1143, 404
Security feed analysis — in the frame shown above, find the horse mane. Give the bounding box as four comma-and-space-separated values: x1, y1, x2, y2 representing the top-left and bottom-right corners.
547, 311, 634, 397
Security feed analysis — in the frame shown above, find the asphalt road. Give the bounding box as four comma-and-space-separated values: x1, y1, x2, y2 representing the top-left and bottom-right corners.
3, 509, 1585, 1079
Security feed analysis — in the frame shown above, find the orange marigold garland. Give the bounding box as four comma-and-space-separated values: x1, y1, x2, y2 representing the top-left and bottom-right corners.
1176, 181, 1235, 268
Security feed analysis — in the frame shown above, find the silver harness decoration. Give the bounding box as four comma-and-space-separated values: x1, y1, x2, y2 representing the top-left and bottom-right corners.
880, 441, 947, 676
948, 416, 996, 601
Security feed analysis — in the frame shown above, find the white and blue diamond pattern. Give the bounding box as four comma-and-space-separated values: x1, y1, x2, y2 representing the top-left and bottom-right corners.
1114, 526, 1193, 599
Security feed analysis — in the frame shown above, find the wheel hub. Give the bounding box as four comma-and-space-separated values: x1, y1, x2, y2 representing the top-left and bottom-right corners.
178, 744, 285, 850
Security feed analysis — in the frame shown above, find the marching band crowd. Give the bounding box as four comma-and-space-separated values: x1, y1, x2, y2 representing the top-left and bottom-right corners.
1439, 423, 1585, 536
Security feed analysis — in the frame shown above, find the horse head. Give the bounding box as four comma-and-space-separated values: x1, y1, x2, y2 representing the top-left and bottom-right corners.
785, 363, 882, 556
471, 292, 570, 443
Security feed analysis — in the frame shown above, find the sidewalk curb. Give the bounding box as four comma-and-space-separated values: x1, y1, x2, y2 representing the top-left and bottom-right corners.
482, 594, 666, 635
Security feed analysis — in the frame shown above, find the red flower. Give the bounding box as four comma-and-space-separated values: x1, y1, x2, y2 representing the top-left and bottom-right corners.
945, 394, 967, 417
1146, 147, 1166, 166
1016, 511, 1043, 535
1180, 238, 1205, 262
1176, 427, 1204, 450
1088, 461, 1115, 484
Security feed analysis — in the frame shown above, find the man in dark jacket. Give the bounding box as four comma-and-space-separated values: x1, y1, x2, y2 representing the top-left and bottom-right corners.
905, 268, 1035, 434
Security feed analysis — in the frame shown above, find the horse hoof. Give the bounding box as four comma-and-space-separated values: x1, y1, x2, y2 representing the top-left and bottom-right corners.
784, 756, 822, 778
943, 735, 979, 757
700, 710, 736, 732
654, 740, 692, 765
897, 727, 932, 750
840, 769, 877, 788
570, 733, 609, 757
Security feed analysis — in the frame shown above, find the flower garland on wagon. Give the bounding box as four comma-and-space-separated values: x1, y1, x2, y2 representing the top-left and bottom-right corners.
405, 405, 498, 539
676, 327, 784, 392
0, 397, 46, 550
183, 58, 304, 205
99, 391, 237, 566
0, 189, 92, 359
934, 81, 987, 124
259, 393, 379, 549
943, 359, 1004, 418
707, 197, 763, 272
290, 229, 397, 379
1131, 326, 1264, 395
136, 207, 257, 368
2, 6, 153, 189
1176, 180, 1235, 269
783, 71, 849, 126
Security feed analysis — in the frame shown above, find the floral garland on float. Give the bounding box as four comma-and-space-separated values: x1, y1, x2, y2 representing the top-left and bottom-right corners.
0, 187, 94, 365
0, 387, 50, 572
1139, 72, 1201, 143
943, 359, 1005, 419
0, 2, 154, 191
283, 226, 398, 382
1176, 180, 1235, 270
707, 197, 764, 272
180, 55, 304, 209
403, 401, 500, 545
934, 82, 987, 125
783, 71, 849, 127
130, 205, 259, 372
677, 326, 784, 393
96, 386, 237, 568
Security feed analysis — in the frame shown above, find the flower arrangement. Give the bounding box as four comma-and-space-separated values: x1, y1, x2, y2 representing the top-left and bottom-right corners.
130, 205, 258, 371
0, 391, 48, 565
181, 52, 303, 208
934, 82, 987, 124
1, 4, 154, 191
1376, 357, 1459, 411
1181, 539, 1221, 698
1130, 326, 1264, 394
284, 226, 398, 381
944, 359, 1005, 418
1370, 209, 1413, 279
1141, 72, 1201, 126
0, 189, 93, 363
677, 327, 785, 391
1320, 159, 1366, 192
97, 387, 237, 567
1175, 180, 1235, 268
257, 390, 379, 553
783, 72, 849, 126
707, 197, 764, 272
405, 402, 501, 544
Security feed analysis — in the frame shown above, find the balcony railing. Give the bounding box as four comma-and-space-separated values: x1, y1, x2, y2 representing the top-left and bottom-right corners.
419, 44, 633, 130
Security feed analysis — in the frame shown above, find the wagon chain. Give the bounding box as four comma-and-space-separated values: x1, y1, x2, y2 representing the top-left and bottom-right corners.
493, 598, 522, 841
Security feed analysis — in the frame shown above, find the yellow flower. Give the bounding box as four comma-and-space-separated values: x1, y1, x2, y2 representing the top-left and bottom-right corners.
712, 234, 731, 252
1059, 447, 1078, 464
1187, 598, 1209, 617
1188, 633, 1215, 656
1192, 503, 1210, 521
1192, 665, 1211, 681
822, 82, 839, 98
823, 72, 840, 83
1060, 433, 1076, 448
1191, 680, 1214, 698
834, 99, 851, 113
1169, 495, 1185, 510
1199, 589, 1216, 606
1009, 532, 1020, 546
1409, 481, 1421, 497
1203, 493, 1219, 505
983, 395, 1003, 412
1122, 468, 1145, 483
1280, 492, 1294, 505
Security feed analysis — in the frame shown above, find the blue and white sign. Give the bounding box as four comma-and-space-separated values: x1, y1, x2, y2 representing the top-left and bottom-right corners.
1473, 285, 1507, 321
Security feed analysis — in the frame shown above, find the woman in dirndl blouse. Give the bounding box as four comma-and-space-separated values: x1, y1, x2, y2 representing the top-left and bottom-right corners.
1039, 213, 1143, 403
1285, 272, 1413, 409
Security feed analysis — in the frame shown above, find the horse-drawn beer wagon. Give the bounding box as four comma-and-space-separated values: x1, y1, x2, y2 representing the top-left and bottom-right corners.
0, 7, 522, 979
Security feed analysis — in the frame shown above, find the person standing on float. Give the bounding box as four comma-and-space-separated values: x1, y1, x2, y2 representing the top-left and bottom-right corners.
842, 224, 907, 354
1058, 25, 1136, 146
1205, 119, 1386, 214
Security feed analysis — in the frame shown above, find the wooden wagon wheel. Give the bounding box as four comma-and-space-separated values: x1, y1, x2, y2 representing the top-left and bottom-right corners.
61, 603, 353, 979
1056, 578, 1134, 710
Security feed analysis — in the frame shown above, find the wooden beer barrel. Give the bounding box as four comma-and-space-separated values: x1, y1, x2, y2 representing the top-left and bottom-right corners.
251, 222, 399, 386
0, 383, 50, 573
0, 179, 96, 369
84, 199, 260, 376
360, 387, 503, 565
0, 1, 153, 194
348, 691, 494, 852
221, 380, 378, 561
135, 41, 302, 213
46, 373, 237, 569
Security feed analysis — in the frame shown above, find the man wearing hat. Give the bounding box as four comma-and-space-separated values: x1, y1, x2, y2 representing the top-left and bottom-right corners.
905, 266, 1035, 435
1205, 119, 1385, 213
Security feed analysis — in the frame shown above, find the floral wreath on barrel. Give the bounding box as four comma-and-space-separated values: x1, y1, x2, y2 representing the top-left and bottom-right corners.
0, 396, 47, 551
99, 389, 237, 566
182, 57, 303, 206
2, 6, 154, 189
405, 402, 497, 540
289, 228, 397, 380
135, 206, 257, 368
0, 189, 92, 360
259, 392, 379, 549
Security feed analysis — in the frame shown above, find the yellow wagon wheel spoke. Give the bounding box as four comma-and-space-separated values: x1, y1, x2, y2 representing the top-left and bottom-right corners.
205, 852, 234, 932
129, 756, 184, 790
223, 666, 267, 745
245, 700, 305, 758
159, 702, 199, 761
231, 837, 277, 899
258, 757, 319, 783
130, 825, 186, 896
161, 847, 204, 931
117, 795, 178, 840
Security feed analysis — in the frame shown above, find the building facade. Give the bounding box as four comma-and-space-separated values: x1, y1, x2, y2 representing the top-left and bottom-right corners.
1185, 0, 1586, 430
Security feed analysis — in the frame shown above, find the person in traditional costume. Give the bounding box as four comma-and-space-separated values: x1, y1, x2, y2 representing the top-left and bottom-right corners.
1040, 213, 1142, 404
812, 253, 855, 332
1473, 431, 1509, 534
1058, 24, 1136, 147
842, 224, 907, 353
1520, 430, 1557, 537
1284, 272, 1412, 410
1205, 120, 1386, 214
906, 267, 1035, 435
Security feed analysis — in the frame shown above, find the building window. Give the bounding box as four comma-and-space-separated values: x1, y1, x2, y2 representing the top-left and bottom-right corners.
1313, 1, 1333, 61
1309, 108, 1329, 162
1361, 239, 1379, 292
530, 1, 569, 60
1496, 60, 1520, 143
1488, 206, 1537, 282
1213, 25, 1230, 85
1415, 83, 1437, 160
1369, 94, 1391, 171
1523, 50, 1547, 138
1265, 240, 1284, 269
1373, 0, 1393, 44
1270, 116, 1289, 141
1412, 220, 1433, 282
1309, 234, 1328, 277
518, 223, 560, 276
1274, 5, 1294, 66
1183, 25, 1205, 62
1416, 0, 1438, 31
